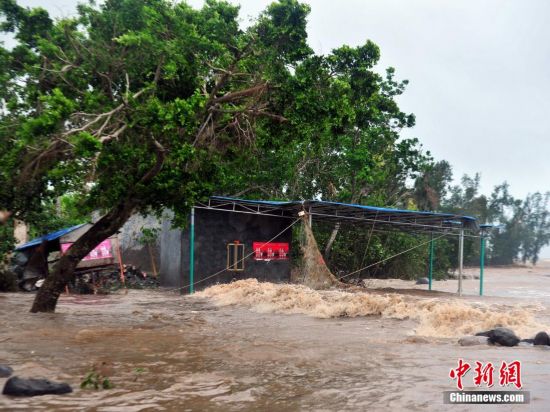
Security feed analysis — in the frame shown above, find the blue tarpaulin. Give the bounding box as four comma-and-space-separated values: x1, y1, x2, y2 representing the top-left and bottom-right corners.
15, 223, 87, 251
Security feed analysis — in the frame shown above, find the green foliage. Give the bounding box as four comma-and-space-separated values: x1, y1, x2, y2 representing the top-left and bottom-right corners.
0, 0, 314, 234
412, 163, 550, 272
138, 227, 160, 246
413, 160, 453, 211
80, 371, 114, 390
26, 194, 88, 239
0, 220, 15, 266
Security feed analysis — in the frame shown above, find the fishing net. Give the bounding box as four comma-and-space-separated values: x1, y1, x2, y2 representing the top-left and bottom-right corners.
298, 215, 339, 289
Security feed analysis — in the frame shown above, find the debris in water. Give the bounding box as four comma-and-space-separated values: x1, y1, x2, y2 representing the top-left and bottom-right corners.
72, 265, 159, 294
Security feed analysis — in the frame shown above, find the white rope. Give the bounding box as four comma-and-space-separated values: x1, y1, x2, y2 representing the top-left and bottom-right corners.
167, 217, 302, 293
338, 233, 449, 281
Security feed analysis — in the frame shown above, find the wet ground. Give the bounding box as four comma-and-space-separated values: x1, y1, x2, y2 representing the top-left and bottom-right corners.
1, 261, 550, 411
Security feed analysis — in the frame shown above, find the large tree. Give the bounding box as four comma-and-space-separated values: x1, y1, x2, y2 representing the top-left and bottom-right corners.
220, 39, 430, 266
0, 0, 311, 312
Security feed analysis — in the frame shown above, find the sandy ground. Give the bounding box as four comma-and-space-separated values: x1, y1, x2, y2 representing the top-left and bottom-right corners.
1, 261, 550, 411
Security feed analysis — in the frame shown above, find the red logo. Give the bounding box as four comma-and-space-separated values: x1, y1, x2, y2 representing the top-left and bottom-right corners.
499, 361, 522, 389
449, 359, 471, 390
450, 359, 523, 390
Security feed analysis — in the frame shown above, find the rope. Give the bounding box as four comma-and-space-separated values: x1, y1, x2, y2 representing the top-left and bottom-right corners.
338, 233, 449, 281
357, 210, 378, 275
167, 217, 302, 294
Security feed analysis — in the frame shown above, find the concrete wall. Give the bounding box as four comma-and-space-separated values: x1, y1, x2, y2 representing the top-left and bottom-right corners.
118, 214, 162, 274
159, 212, 185, 289
160, 209, 292, 292
13, 220, 29, 246
90, 211, 162, 274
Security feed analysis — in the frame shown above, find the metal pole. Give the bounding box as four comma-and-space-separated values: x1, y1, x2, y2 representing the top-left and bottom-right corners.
428, 233, 434, 291
480, 234, 485, 296
458, 228, 464, 296
308, 205, 312, 227
115, 236, 125, 285
189, 207, 195, 294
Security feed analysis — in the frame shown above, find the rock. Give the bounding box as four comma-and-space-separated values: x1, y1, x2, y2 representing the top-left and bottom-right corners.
447, 273, 475, 280
521, 338, 535, 344
2, 377, 72, 397
404, 336, 431, 344
518, 341, 533, 347
534, 331, 550, 346
459, 335, 490, 346
0, 365, 13, 378
477, 327, 520, 347
416, 277, 430, 285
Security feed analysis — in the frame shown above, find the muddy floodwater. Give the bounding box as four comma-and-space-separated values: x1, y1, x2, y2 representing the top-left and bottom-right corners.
2, 262, 550, 411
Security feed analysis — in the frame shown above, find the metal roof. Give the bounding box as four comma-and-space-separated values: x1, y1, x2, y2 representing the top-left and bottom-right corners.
15, 223, 87, 251
197, 196, 479, 234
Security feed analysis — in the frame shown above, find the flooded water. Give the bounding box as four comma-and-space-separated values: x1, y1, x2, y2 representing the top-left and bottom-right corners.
2, 261, 550, 411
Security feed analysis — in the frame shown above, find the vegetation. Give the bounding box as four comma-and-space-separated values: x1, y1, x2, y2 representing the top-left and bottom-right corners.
441, 175, 550, 267
80, 370, 114, 390
0, 0, 548, 303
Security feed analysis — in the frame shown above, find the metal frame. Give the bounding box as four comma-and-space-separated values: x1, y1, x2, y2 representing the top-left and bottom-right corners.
197, 196, 479, 236
189, 196, 486, 296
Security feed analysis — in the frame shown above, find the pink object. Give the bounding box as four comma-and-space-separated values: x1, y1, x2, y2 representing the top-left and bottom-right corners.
61, 239, 113, 261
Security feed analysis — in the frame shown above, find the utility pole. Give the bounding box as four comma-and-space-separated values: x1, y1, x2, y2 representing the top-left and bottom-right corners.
458, 228, 464, 296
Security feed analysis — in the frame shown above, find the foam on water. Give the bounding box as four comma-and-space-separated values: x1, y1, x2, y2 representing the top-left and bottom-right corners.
196, 279, 548, 338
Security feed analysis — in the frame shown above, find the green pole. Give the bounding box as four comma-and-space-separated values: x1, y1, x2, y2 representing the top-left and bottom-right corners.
480, 235, 485, 296
428, 233, 434, 291
189, 207, 195, 294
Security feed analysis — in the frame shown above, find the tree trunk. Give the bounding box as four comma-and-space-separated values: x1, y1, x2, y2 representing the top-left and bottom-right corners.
30, 138, 166, 313
30, 198, 138, 313
324, 222, 340, 259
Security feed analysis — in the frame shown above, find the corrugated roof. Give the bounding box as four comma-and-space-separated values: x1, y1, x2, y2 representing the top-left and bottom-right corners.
15, 223, 87, 251
204, 196, 479, 233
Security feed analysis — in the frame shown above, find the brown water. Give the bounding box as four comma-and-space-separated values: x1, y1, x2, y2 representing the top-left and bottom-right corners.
2, 262, 550, 411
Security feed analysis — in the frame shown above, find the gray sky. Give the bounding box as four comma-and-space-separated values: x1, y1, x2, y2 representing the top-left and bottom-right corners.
6, 0, 549, 200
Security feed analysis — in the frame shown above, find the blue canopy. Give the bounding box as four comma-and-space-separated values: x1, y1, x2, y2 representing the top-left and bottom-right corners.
199, 196, 479, 233
15, 223, 87, 251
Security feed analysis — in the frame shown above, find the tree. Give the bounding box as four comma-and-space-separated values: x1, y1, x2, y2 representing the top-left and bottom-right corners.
442, 175, 550, 266
521, 192, 550, 264
219, 39, 430, 269
0, 0, 312, 312
413, 160, 452, 211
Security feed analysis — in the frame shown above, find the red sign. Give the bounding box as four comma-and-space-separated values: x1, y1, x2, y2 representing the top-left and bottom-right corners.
61, 239, 113, 261
253, 242, 289, 260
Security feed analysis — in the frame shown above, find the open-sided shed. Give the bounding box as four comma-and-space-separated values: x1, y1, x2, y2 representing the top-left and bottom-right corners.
161, 196, 484, 295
